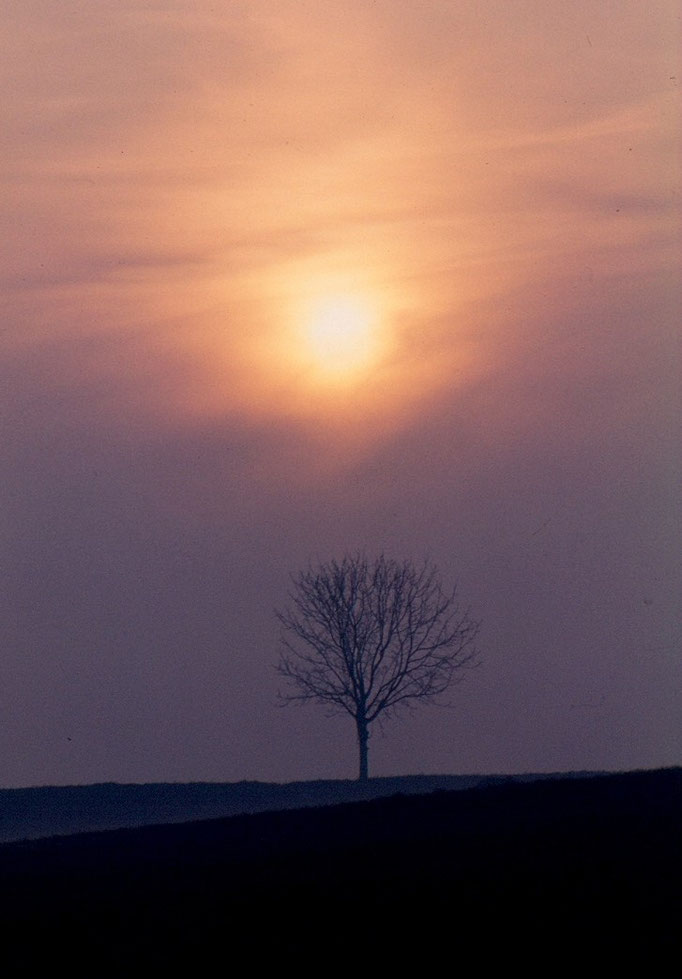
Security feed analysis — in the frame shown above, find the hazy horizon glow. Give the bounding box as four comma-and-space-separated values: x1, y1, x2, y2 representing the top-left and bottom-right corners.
1, 1, 679, 786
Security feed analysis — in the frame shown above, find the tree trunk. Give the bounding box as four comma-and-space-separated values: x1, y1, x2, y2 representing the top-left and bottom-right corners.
356, 715, 369, 781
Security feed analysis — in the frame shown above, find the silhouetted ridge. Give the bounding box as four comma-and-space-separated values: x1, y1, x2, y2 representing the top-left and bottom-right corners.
0, 771, 587, 842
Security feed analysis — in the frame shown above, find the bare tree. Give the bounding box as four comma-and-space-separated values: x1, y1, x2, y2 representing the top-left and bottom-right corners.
276, 553, 480, 780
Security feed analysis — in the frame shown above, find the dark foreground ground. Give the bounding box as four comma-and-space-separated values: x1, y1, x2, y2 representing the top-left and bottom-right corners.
1, 768, 679, 972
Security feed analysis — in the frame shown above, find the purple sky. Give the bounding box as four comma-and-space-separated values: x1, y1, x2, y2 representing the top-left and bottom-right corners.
2, 1, 680, 786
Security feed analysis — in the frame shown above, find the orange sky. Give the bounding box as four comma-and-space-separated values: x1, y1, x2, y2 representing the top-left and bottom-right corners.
4, 1, 677, 442
1, 1, 679, 784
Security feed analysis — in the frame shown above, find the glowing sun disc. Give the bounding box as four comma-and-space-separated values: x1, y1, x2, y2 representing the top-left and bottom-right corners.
305, 294, 379, 376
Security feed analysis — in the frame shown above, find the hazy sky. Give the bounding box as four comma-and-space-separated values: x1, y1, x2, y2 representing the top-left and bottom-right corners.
2, 1, 680, 786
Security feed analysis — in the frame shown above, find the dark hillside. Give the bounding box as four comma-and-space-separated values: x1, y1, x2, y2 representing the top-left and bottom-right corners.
0, 771, 571, 842
1, 768, 679, 972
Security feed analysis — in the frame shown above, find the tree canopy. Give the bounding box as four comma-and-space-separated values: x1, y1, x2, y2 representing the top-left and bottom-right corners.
276, 553, 480, 779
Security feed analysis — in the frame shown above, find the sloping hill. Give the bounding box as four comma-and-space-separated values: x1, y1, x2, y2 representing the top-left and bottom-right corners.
1, 768, 679, 972
0, 771, 587, 842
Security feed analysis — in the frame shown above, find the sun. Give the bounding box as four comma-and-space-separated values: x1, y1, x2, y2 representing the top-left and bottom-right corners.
304, 293, 380, 379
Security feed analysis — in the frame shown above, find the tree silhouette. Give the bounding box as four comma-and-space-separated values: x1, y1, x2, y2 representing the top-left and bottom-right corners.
276, 553, 480, 780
